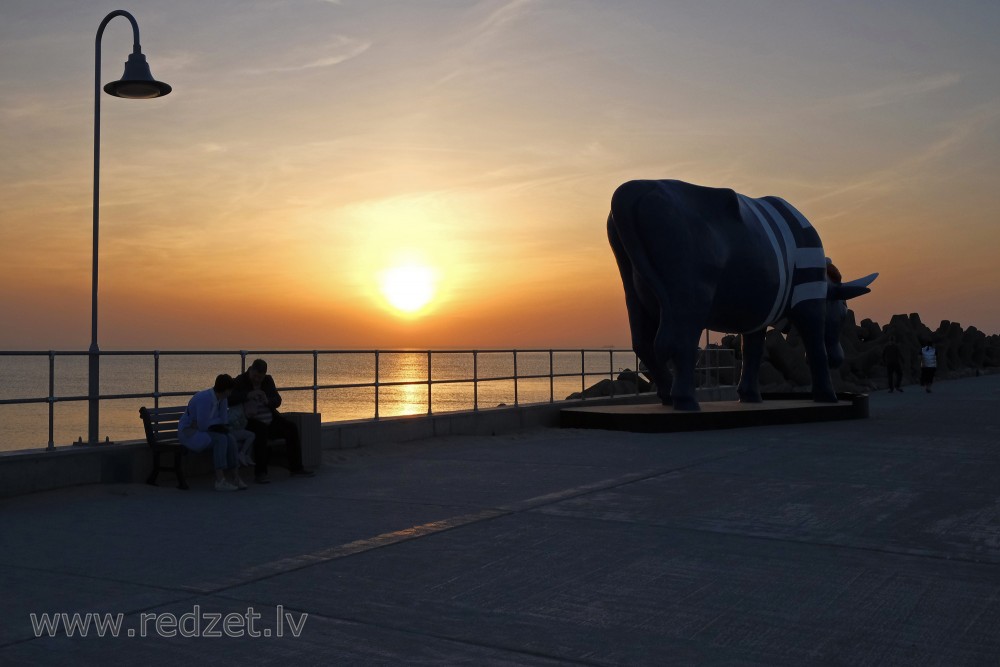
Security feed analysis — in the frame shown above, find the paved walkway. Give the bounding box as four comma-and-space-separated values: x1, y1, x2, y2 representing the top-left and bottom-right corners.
2, 375, 998, 665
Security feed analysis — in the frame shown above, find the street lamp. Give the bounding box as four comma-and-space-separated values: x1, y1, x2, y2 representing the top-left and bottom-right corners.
88, 10, 171, 445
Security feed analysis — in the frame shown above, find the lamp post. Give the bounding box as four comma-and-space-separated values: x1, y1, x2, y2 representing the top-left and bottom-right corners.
88, 10, 171, 445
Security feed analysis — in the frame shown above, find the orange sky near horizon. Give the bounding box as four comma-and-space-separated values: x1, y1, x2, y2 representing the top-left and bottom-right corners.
2, 1, 998, 350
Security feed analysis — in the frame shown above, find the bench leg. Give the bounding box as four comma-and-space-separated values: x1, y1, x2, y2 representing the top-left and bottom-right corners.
147, 452, 161, 486
174, 451, 189, 490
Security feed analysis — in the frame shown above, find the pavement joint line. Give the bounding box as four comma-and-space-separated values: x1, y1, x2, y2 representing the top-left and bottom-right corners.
287, 494, 488, 513
535, 508, 1000, 567
203, 597, 603, 667
187, 444, 769, 595
499, 444, 769, 513
184, 508, 511, 594
0, 560, 206, 600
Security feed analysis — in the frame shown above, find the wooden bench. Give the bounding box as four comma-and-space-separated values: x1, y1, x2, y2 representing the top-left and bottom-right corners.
140, 405, 289, 490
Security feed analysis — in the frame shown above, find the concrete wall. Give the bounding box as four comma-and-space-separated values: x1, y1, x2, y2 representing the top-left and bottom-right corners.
0, 442, 153, 499
0, 389, 734, 498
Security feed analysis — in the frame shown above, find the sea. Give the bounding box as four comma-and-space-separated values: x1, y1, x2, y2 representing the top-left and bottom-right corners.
0, 350, 639, 452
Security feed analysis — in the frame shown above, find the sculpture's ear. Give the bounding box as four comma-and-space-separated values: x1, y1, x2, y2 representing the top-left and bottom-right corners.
827, 272, 877, 301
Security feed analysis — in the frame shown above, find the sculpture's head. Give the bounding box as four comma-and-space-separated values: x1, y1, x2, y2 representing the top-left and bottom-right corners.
824, 270, 878, 368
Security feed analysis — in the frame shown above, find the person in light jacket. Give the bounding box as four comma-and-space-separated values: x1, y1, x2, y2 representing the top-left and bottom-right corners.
919, 341, 938, 393
178, 373, 246, 491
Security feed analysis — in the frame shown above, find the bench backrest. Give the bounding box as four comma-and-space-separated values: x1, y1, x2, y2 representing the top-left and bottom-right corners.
139, 405, 187, 446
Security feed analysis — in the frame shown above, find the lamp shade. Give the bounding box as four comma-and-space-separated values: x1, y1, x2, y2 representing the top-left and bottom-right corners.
104, 52, 171, 99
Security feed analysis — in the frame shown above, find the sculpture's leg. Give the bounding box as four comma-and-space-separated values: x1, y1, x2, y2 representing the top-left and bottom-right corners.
791, 301, 838, 402
667, 322, 703, 411
639, 336, 673, 406
608, 215, 673, 405
737, 329, 765, 403
825, 302, 847, 370
625, 314, 673, 405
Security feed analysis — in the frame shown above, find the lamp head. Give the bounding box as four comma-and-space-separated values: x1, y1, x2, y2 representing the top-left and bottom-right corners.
104, 52, 171, 99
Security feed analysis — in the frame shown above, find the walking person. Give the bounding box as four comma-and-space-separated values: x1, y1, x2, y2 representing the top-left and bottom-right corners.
177, 373, 247, 491
919, 341, 938, 393
882, 334, 904, 392
230, 359, 314, 484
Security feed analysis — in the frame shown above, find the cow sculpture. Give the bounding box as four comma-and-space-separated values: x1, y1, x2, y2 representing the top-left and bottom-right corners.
608, 179, 877, 411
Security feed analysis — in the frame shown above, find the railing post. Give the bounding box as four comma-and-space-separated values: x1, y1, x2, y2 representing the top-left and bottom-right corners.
473, 350, 479, 412
47, 351, 55, 450
609, 349, 614, 398
580, 350, 585, 396
240, 350, 247, 374
86, 349, 100, 446
427, 350, 433, 415
374, 350, 380, 421
312, 350, 319, 414
153, 350, 160, 410
513, 350, 519, 406
549, 349, 554, 403
635, 352, 640, 395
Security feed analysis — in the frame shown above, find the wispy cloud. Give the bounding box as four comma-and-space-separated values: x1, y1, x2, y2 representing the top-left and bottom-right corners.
145, 51, 198, 77
0, 94, 79, 122
804, 100, 1000, 211
477, 0, 534, 37
812, 73, 962, 115
436, 0, 536, 86
245, 34, 371, 74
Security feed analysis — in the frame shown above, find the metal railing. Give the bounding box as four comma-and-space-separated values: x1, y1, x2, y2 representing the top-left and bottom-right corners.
0, 347, 736, 452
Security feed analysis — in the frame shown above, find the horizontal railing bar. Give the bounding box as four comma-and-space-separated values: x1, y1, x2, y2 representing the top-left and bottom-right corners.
0, 397, 54, 406
1, 346, 736, 450
0, 371, 666, 405
0, 370, 734, 403
0, 347, 666, 356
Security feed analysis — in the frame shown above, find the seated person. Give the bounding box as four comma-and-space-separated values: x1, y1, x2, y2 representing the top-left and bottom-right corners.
178, 373, 247, 491
227, 403, 256, 468
230, 358, 314, 484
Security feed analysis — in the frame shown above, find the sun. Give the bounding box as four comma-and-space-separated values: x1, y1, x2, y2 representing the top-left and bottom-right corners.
379, 263, 436, 315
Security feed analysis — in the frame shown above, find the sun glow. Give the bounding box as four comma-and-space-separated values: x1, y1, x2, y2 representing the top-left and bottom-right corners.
379, 263, 437, 315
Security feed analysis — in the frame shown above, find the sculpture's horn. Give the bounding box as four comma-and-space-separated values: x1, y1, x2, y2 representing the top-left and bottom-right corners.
844, 272, 878, 288
827, 272, 878, 301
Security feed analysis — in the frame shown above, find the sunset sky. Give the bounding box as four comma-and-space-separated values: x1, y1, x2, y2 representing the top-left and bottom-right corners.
1, 0, 998, 350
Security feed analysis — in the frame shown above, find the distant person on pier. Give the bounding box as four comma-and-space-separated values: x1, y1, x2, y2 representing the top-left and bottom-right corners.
882, 334, 904, 392
178, 373, 247, 491
230, 358, 314, 484
919, 341, 938, 393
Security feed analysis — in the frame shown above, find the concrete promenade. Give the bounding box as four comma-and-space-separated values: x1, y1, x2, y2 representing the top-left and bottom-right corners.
1, 375, 998, 665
